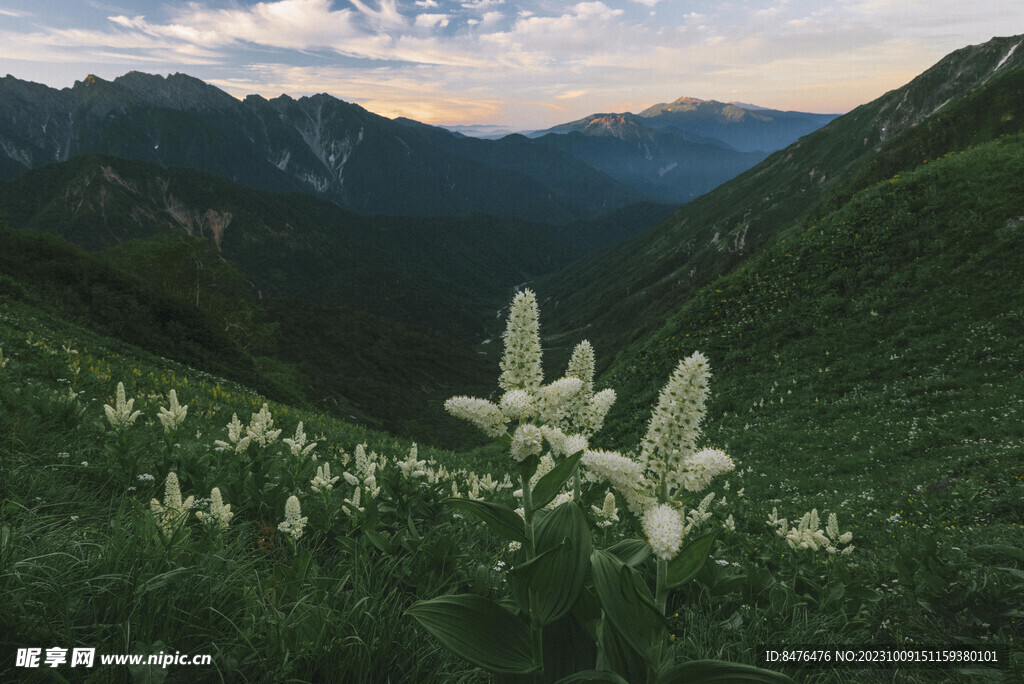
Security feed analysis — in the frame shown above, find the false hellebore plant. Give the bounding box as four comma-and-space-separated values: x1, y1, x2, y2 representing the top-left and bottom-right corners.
408, 290, 789, 683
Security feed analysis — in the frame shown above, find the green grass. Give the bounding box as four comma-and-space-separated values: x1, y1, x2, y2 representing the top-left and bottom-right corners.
0, 298, 509, 681
578, 135, 1024, 679
3, 158, 1023, 680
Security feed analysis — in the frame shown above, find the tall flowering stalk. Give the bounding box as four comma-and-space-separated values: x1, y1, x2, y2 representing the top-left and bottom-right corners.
283, 421, 317, 460
424, 289, 604, 675
278, 495, 307, 541
157, 389, 188, 433
583, 352, 734, 669
104, 382, 142, 430
195, 487, 233, 531
410, 291, 783, 684
584, 353, 734, 558
103, 381, 144, 482
150, 472, 195, 539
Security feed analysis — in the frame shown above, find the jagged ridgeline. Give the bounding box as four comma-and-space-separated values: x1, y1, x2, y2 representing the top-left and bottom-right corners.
0, 71, 647, 224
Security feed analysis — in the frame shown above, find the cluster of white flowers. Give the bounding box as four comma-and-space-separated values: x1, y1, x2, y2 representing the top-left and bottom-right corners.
245, 404, 282, 448
195, 487, 233, 530
499, 389, 534, 421
446, 291, 610, 472
581, 449, 654, 515
591, 491, 619, 528
283, 421, 317, 459
215, 413, 249, 453
472, 472, 507, 494
104, 382, 142, 430
397, 443, 429, 479
344, 444, 380, 500
277, 495, 307, 540
683, 492, 717, 534
768, 508, 854, 555
541, 426, 589, 460
680, 448, 735, 493
157, 389, 188, 433
149, 472, 195, 537
499, 289, 544, 392
643, 504, 686, 560
534, 377, 584, 425
214, 404, 282, 454
558, 341, 617, 438
639, 353, 717, 489
344, 486, 365, 514
510, 424, 544, 462
580, 353, 735, 561
444, 396, 508, 438
310, 463, 340, 493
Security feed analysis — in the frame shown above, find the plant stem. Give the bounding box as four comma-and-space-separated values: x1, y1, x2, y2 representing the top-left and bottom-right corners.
655, 557, 668, 616
520, 470, 544, 679
648, 557, 669, 683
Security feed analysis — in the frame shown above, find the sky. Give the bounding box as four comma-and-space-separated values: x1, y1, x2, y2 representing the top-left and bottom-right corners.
0, 0, 1019, 130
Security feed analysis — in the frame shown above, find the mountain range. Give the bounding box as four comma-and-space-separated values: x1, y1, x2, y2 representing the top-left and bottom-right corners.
0, 73, 837, 217
0, 72, 648, 225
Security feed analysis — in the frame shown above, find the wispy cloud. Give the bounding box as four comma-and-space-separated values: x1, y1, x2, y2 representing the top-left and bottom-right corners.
0, 0, 1018, 127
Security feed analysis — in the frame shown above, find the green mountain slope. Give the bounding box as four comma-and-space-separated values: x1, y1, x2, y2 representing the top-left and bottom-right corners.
538, 34, 1024, 372
596, 133, 1024, 456
0, 154, 575, 340
0, 155, 673, 448
0, 223, 499, 448
0, 225, 299, 403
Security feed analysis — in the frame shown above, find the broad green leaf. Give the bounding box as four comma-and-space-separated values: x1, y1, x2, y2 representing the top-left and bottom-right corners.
513, 541, 585, 625
513, 502, 591, 625
996, 566, 1024, 582
590, 549, 664, 659
537, 501, 592, 557
657, 659, 794, 683
606, 538, 651, 567
532, 450, 585, 510
666, 529, 719, 588
822, 582, 845, 607
845, 585, 881, 602
443, 498, 527, 544
406, 594, 537, 674
596, 617, 648, 683
974, 544, 1024, 562
555, 670, 630, 683
573, 585, 603, 637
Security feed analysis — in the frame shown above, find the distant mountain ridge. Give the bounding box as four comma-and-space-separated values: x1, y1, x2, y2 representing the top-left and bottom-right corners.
0, 72, 649, 224
535, 96, 838, 152
637, 96, 835, 148
525, 98, 836, 203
